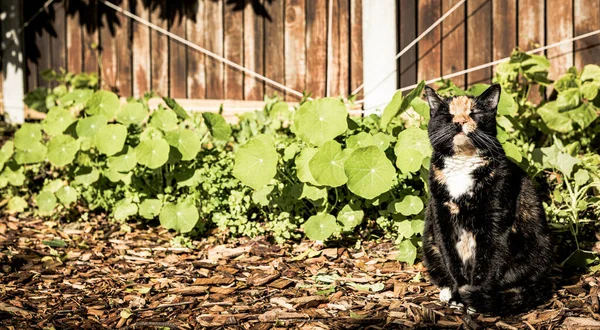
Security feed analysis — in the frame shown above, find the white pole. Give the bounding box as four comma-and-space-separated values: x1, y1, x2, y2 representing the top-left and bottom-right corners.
1, 0, 25, 124
361, 0, 396, 115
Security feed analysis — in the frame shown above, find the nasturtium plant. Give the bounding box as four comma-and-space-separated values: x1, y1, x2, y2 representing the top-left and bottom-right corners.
114, 199, 138, 221
233, 135, 278, 190
159, 200, 199, 233
139, 199, 162, 220
202, 112, 232, 140
86, 90, 120, 119
42, 107, 75, 136
36, 191, 57, 214
395, 195, 424, 216
135, 138, 170, 169
47, 135, 79, 167
117, 102, 148, 126
95, 124, 127, 156
344, 146, 396, 199
108, 146, 138, 172
337, 204, 364, 231
14, 142, 47, 165
295, 148, 319, 186
56, 185, 77, 205
293, 98, 348, 146
150, 108, 179, 132
165, 128, 201, 161
14, 123, 42, 150
76, 115, 107, 138
303, 213, 337, 241
308, 141, 347, 187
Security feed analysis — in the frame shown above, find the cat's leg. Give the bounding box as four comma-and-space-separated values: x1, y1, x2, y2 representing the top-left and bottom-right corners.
423, 219, 454, 302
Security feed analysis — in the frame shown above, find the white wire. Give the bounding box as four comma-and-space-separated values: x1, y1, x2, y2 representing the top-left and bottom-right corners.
357, 28, 600, 112
350, 0, 466, 96
100, 0, 305, 99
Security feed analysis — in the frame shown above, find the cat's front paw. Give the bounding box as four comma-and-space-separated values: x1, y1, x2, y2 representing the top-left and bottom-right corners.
439, 287, 452, 302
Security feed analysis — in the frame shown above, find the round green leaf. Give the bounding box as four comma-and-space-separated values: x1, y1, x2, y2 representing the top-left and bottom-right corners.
86, 90, 120, 119
344, 146, 396, 199
76, 115, 107, 138
580, 82, 599, 100
233, 135, 278, 190
502, 141, 522, 163
36, 191, 57, 214
140, 126, 165, 141
136, 138, 170, 169
303, 213, 337, 241
117, 102, 148, 126
574, 169, 590, 186
396, 195, 424, 216
372, 132, 392, 151
308, 141, 347, 187
104, 167, 132, 183
47, 135, 79, 167
1, 165, 26, 186
14, 142, 47, 165
337, 204, 364, 231
396, 240, 417, 265
59, 88, 93, 106
43, 107, 75, 136
293, 98, 348, 146
114, 199, 138, 221
108, 146, 137, 172
347, 132, 374, 149
538, 102, 572, 133
396, 220, 414, 239
56, 185, 78, 205
139, 199, 162, 219
395, 127, 431, 157
159, 201, 199, 233
165, 128, 201, 161
150, 108, 179, 132
94, 124, 127, 156
73, 167, 100, 186
396, 149, 425, 174
7, 196, 28, 214
0, 141, 14, 169
14, 123, 42, 150
295, 147, 319, 185
300, 184, 327, 201
202, 112, 232, 140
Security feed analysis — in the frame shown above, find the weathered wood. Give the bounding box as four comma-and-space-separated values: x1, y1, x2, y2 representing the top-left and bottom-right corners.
441, 0, 465, 88
150, 0, 169, 96
168, 3, 187, 98
492, 0, 517, 70
350, 0, 363, 99
305, 0, 327, 98
417, 1, 441, 82
264, 0, 285, 98
205, 0, 224, 99
243, 2, 264, 100
116, 0, 132, 96
51, 2, 67, 84
284, 0, 306, 100
224, 5, 244, 100
186, 0, 205, 99
518, 0, 544, 103
131, 0, 151, 97
82, 0, 99, 75
100, 3, 117, 91
67, 0, 83, 75
546, 0, 573, 81
398, 0, 417, 91
466, 0, 492, 84
574, 0, 600, 69
332, 0, 350, 97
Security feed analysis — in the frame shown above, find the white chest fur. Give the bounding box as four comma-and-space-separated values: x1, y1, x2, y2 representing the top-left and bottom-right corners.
442, 155, 486, 200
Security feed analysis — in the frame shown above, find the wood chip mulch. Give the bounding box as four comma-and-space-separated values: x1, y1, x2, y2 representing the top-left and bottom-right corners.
1, 215, 600, 329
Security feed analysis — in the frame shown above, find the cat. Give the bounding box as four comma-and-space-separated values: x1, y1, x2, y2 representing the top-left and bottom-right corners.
421, 84, 552, 315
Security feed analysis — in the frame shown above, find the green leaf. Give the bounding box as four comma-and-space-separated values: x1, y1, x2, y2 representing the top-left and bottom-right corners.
556, 153, 579, 178
42, 179, 64, 193
117, 102, 148, 126
150, 108, 179, 132
14, 123, 42, 150
59, 88, 93, 106
114, 199, 138, 221
556, 88, 580, 111
94, 124, 127, 156
165, 128, 201, 161
163, 96, 189, 119
202, 112, 232, 140
0, 141, 14, 169
567, 104, 598, 129
73, 167, 99, 186
537, 102, 572, 133
36, 191, 57, 214
269, 101, 290, 119
396, 240, 417, 265
233, 135, 278, 190
574, 169, 590, 186
411, 97, 430, 119
14, 142, 47, 165
581, 64, 600, 83
86, 90, 120, 119
346, 132, 374, 149
47, 135, 79, 167
1, 165, 26, 186
76, 115, 107, 138
308, 141, 347, 187
159, 201, 199, 233
502, 141, 522, 163
56, 185, 77, 205
303, 213, 337, 241
344, 146, 396, 199
300, 184, 327, 201
140, 126, 164, 141
42, 107, 75, 136
7, 196, 27, 214
395, 127, 431, 157
295, 147, 319, 186
252, 185, 275, 205
293, 98, 348, 146
411, 219, 425, 235
337, 204, 364, 231
139, 199, 162, 219
580, 81, 599, 100
396, 149, 425, 174
108, 146, 138, 172
42, 239, 67, 248
380, 90, 404, 129
135, 138, 170, 169
396, 195, 424, 216
372, 132, 392, 151
396, 220, 414, 239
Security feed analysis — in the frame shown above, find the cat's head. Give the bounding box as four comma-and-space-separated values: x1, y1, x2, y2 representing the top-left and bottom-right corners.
424, 84, 501, 156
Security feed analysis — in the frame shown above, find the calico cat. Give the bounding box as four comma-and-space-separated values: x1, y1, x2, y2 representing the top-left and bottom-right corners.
422, 84, 552, 315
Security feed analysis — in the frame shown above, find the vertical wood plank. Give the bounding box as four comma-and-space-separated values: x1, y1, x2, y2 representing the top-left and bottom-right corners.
187, 1, 206, 99
243, 2, 264, 100
492, 0, 517, 69
546, 0, 573, 81
574, 0, 600, 69
417, 1, 441, 83
466, 0, 492, 84
284, 0, 306, 100
100, 3, 117, 91
264, 0, 285, 98
350, 0, 363, 99
37, 23, 52, 88
205, 0, 224, 99
441, 0, 466, 88
116, 0, 132, 96
150, 0, 169, 96
518, 0, 544, 102
224, 6, 244, 100
131, 0, 151, 97
67, 0, 83, 74
399, 0, 417, 90
169, 3, 187, 98
51, 3, 67, 77
26, 38, 38, 91
336, 0, 350, 97
306, 0, 327, 98
82, 0, 99, 75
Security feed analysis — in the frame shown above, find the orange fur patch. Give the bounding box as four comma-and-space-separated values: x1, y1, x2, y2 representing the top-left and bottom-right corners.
444, 201, 460, 214
432, 165, 446, 184
449, 96, 477, 133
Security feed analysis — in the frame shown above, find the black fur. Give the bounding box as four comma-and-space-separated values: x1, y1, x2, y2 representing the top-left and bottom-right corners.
422, 84, 552, 315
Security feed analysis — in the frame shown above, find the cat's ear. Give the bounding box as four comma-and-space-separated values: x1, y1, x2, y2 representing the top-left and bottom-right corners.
424, 86, 446, 116
476, 84, 501, 111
